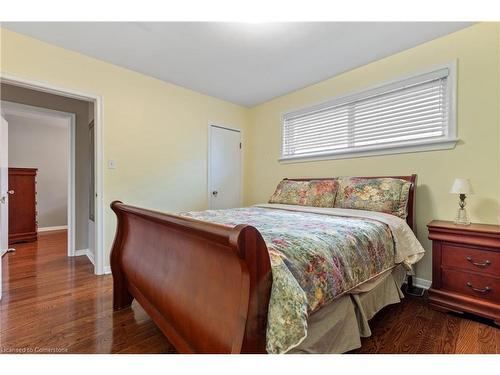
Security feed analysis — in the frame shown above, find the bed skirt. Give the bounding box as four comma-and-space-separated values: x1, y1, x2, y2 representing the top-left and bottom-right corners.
288, 265, 406, 354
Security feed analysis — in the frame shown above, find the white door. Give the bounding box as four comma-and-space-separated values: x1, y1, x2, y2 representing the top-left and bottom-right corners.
208, 125, 242, 209
0, 115, 9, 300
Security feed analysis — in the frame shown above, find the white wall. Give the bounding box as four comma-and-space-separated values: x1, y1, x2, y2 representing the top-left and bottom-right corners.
6, 113, 69, 228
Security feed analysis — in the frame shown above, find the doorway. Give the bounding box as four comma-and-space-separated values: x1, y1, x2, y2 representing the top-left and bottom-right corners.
208, 124, 242, 210
1, 102, 76, 256
0, 75, 104, 304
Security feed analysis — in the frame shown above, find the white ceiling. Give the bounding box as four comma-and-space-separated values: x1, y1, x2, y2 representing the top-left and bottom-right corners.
2, 101, 72, 127
4, 113, 69, 129
2, 22, 473, 107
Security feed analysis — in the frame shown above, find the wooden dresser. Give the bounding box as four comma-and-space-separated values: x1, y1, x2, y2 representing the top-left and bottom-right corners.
427, 220, 500, 324
9, 168, 38, 244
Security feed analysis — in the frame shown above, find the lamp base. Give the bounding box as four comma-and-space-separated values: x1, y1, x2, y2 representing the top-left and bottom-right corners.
454, 208, 470, 226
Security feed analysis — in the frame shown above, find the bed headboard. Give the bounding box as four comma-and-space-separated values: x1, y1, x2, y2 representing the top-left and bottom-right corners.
283, 174, 418, 234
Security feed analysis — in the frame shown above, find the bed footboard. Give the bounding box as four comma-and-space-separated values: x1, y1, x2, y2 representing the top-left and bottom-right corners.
110, 201, 272, 354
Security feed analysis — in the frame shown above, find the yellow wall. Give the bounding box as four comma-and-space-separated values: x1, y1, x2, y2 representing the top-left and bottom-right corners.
0, 27, 250, 270
246, 23, 500, 281
2, 23, 499, 281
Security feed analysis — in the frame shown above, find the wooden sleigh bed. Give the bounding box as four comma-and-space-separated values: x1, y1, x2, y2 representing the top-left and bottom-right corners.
110, 175, 417, 354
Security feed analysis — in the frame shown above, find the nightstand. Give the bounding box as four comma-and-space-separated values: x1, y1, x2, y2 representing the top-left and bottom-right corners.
427, 220, 500, 324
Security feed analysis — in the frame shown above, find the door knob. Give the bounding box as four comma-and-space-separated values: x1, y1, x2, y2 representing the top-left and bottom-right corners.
7, 190, 14, 195
212, 190, 218, 197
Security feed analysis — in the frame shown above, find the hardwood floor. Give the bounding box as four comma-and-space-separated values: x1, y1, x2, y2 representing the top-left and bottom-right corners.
0, 230, 174, 353
1, 231, 498, 354
352, 292, 499, 354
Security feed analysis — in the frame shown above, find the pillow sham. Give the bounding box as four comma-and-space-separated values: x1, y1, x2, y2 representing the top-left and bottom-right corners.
268, 179, 339, 207
334, 177, 412, 219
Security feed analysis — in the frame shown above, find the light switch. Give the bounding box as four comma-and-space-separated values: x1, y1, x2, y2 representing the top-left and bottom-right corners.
108, 159, 117, 169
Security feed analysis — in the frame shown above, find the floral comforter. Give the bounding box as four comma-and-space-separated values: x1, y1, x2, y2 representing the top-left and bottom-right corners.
182, 205, 416, 353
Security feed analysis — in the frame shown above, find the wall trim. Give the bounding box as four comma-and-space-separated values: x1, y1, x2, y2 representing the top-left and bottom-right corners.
279, 138, 459, 163
38, 225, 68, 232
103, 265, 111, 275
74, 248, 94, 266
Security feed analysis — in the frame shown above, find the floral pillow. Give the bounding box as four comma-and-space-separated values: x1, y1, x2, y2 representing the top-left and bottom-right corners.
269, 179, 339, 207
334, 177, 412, 219
306, 180, 340, 207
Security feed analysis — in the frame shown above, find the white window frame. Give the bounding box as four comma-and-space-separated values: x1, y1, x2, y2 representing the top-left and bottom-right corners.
280, 61, 458, 163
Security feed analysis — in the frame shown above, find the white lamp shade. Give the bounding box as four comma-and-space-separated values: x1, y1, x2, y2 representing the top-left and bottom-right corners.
450, 178, 473, 194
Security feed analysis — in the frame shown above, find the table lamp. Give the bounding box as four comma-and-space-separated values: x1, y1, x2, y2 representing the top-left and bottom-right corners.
450, 178, 473, 225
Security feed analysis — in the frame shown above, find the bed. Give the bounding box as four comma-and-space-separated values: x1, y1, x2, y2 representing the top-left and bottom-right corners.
110, 175, 424, 354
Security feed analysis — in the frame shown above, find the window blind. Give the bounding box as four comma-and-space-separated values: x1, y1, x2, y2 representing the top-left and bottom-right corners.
281, 68, 451, 160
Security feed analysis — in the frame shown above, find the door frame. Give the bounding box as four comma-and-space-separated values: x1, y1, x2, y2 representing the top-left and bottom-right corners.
207, 123, 243, 210
1, 101, 76, 256
0, 73, 105, 275
0, 115, 7, 299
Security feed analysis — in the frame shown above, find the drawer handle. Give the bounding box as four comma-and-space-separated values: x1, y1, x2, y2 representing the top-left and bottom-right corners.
466, 282, 491, 293
466, 256, 491, 267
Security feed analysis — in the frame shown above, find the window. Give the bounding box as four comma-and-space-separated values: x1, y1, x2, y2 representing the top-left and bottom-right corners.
281, 64, 457, 162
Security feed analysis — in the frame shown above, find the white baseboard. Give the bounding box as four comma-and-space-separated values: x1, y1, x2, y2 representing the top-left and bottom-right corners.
414, 277, 432, 290
74, 249, 88, 257
103, 266, 111, 274
38, 225, 68, 232
74, 248, 95, 266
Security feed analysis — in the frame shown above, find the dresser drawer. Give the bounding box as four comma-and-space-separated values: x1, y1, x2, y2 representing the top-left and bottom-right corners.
442, 268, 500, 302
441, 244, 500, 276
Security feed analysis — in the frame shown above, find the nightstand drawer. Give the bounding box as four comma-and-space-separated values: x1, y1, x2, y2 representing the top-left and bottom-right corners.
441, 244, 500, 276
442, 268, 500, 302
